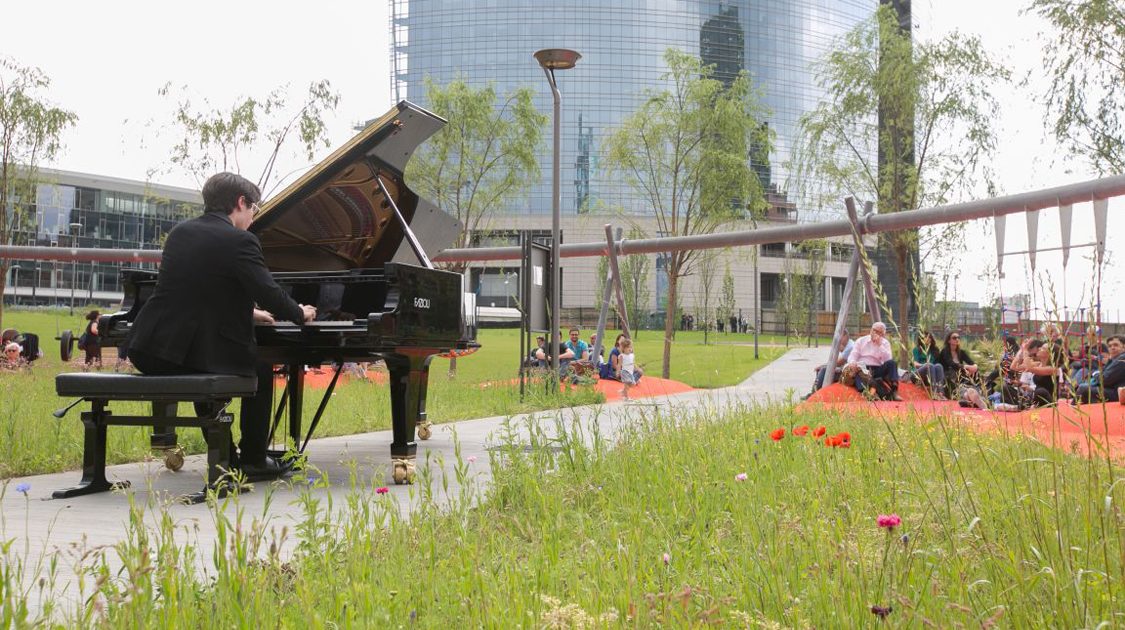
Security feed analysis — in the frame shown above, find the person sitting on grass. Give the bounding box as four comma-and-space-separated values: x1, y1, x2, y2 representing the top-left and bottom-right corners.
600, 333, 627, 380
617, 337, 642, 400
846, 322, 901, 401
912, 331, 946, 400
1, 342, 27, 371
1012, 339, 1063, 407
808, 329, 852, 395
939, 331, 979, 396
1074, 335, 1124, 403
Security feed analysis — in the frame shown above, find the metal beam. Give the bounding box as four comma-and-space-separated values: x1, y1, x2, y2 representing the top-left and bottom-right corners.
429, 174, 1125, 263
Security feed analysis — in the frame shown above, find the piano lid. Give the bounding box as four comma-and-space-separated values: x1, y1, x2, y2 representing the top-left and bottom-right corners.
250, 101, 462, 272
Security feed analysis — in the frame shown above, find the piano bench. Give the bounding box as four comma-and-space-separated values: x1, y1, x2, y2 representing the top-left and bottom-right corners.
52, 373, 258, 504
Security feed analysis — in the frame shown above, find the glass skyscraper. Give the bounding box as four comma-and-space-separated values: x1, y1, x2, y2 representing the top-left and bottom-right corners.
390, 0, 876, 219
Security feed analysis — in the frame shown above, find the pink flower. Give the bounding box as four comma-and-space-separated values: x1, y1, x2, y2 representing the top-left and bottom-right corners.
662, 552, 671, 565
376, 487, 389, 495
735, 473, 748, 482
467, 456, 478, 464
876, 514, 902, 530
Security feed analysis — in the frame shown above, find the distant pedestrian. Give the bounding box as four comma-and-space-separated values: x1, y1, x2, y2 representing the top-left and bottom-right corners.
82, 310, 102, 368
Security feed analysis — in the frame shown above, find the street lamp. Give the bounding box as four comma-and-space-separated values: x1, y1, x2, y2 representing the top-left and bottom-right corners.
68, 222, 82, 315
534, 47, 581, 378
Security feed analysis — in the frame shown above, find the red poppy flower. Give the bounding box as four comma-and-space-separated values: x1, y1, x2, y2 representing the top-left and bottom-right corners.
770, 428, 786, 441
812, 426, 826, 438
793, 425, 810, 437
825, 435, 840, 447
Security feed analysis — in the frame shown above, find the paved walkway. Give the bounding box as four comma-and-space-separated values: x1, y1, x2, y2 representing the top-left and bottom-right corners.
2, 347, 826, 616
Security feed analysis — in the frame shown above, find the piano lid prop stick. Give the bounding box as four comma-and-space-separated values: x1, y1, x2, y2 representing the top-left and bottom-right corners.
376, 175, 434, 270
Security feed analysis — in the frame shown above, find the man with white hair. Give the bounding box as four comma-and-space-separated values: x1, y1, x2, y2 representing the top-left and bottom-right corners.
846, 321, 901, 400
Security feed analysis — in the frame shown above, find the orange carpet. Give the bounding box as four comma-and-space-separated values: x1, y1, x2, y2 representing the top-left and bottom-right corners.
799, 383, 1125, 461
596, 376, 694, 401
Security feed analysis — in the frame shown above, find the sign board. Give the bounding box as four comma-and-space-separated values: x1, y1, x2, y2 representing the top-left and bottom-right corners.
522, 238, 551, 334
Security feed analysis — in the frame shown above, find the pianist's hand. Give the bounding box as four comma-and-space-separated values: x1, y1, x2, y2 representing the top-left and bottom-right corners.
252, 308, 276, 325
300, 304, 317, 323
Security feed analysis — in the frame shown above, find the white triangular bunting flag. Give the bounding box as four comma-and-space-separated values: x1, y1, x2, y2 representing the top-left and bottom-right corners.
1058, 204, 1073, 268
1094, 198, 1108, 265
1025, 208, 1040, 273
994, 214, 1006, 278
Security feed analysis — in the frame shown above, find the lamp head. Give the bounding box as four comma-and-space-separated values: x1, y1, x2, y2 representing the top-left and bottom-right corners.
534, 48, 581, 70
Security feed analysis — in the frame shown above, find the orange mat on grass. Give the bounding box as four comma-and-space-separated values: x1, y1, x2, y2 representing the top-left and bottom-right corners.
596, 376, 694, 401
799, 383, 1125, 460
274, 369, 387, 389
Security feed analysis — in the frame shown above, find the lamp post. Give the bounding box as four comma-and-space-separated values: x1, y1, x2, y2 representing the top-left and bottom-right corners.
68, 222, 82, 315
534, 47, 581, 377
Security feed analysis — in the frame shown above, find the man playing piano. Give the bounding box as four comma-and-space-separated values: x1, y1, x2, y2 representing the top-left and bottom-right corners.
127, 172, 316, 480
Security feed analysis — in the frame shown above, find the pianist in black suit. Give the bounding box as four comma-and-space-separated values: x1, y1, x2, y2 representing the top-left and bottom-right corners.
128, 172, 316, 478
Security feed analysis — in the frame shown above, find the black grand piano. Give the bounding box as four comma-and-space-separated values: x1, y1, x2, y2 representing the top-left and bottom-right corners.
99, 101, 478, 484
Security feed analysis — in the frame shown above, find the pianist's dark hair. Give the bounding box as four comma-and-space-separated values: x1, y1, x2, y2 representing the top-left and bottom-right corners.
201, 172, 261, 214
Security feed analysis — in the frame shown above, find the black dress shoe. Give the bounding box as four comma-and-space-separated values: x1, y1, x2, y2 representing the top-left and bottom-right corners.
238, 455, 291, 481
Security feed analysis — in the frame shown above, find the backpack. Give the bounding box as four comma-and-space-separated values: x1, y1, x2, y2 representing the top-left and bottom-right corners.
77, 332, 89, 351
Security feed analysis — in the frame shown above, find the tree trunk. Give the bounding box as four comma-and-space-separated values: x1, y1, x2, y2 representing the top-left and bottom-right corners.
0, 273, 6, 328
662, 273, 678, 379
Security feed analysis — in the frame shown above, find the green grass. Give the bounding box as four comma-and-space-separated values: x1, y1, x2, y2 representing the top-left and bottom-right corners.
0, 310, 781, 479
5, 404, 1123, 627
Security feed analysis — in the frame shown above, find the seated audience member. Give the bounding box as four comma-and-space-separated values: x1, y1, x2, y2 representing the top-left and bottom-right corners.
1011, 339, 1063, 406
1074, 335, 1124, 403
846, 322, 901, 401
601, 333, 627, 380
565, 327, 589, 361
912, 331, 946, 399
809, 329, 853, 394
526, 336, 548, 368
939, 331, 979, 397
985, 335, 1021, 393
588, 334, 604, 365
535, 332, 575, 377
1, 342, 27, 370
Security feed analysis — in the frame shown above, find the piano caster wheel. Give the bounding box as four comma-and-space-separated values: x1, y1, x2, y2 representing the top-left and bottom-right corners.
163, 446, 185, 472
391, 459, 416, 485
417, 421, 433, 441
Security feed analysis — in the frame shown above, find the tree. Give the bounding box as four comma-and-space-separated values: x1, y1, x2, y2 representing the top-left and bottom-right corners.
406, 78, 547, 274
1029, 0, 1125, 174
158, 80, 339, 195
718, 264, 736, 334
0, 58, 77, 326
794, 4, 1008, 340
605, 49, 771, 378
693, 250, 719, 345
594, 225, 651, 334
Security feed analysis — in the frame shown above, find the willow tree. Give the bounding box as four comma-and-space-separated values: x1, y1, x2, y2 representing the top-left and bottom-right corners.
0, 57, 77, 326
158, 80, 339, 195
1029, 0, 1125, 174
406, 78, 546, 274
605, 49, 770, 378
794, 4, 1007, 336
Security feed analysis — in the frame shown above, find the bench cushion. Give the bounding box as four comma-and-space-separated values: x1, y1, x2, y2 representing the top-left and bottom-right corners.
57, 373, 258, 400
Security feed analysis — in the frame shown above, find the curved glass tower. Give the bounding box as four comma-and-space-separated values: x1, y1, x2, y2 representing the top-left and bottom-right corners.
390, 0, 875, 218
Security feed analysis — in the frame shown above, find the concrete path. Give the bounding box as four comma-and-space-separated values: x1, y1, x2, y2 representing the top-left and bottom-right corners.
2, 346, 827, 617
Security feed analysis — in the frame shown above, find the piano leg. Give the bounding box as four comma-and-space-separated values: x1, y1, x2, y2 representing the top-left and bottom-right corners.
287, 364, 305, 450
385, 351, 435, 484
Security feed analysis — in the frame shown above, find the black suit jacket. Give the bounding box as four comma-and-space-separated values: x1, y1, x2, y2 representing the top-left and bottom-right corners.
129, 212, 304, 376
1097, 355, 1125, 390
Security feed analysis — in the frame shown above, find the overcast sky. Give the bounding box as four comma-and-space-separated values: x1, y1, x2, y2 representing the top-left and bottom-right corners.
2, 0, 1121, 322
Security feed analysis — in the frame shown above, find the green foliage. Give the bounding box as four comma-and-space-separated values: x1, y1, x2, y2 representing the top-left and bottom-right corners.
605, 48, 771, 378
718, 264, 736, 327
158, 80, 339, 192
794, 5, 1008, 329
1029, 0, 1125, 174
406, 78, 546, 271
9, 404, 1125, 627
0, 57, 78, 328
